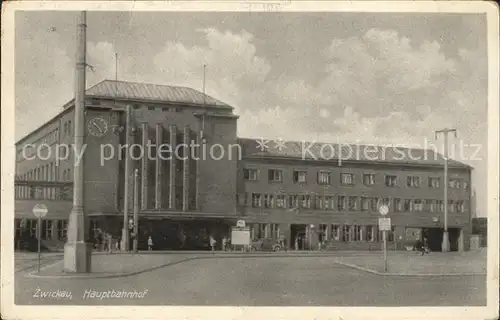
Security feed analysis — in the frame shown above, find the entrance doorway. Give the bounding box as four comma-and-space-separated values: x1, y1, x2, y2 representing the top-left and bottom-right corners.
422, 227, 460, 252
290, 224, 307, 250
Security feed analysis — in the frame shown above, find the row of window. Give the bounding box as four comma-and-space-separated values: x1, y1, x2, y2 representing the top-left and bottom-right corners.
15, 185, 73, 200
241, 193, 468, 213
244, 169, 469, 189
146, 106, 182, 113
250, 223, 395, 242
16, 163, 72, 183
15, 219, 68, 241
17, 120, 74, 160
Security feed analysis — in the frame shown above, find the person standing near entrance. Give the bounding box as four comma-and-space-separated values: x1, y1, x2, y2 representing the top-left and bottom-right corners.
294, 236, 299, 251
209, 235, 216, 252
148, 236, 153, 251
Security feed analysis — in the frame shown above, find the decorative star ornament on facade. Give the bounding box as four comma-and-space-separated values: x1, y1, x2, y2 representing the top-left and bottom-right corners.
256, 138, 270, 151
273, 138, 287, 151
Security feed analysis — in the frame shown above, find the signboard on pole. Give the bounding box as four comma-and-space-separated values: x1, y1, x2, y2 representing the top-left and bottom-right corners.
32, 203, 48, 273
32, 203, 48, 218
378, 217, 391, 231
231, 226, 250, 246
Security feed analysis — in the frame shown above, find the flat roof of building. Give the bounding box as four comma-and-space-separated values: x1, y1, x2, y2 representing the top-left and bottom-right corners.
238, 138, 472, 169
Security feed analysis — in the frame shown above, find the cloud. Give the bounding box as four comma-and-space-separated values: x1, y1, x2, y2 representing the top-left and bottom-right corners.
149, 28, 271, 111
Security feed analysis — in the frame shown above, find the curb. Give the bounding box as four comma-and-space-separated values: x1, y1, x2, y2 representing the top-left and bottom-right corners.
333, 260, 487, 277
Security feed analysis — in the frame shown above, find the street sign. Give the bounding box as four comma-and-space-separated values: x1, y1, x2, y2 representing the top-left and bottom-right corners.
32, 203, 48, 218
378, 217, 391, 231
378, 205, 389, 216
32, 203, 48, 274
236, 220, 246, 228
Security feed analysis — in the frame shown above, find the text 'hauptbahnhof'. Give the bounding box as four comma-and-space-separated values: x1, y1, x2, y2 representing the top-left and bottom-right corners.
14, 80, 472, 252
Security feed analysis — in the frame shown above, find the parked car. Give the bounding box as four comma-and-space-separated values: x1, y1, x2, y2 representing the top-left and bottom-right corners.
250, 238, 282, 252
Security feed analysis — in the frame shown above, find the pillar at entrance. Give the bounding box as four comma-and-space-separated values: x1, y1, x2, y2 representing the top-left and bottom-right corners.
155, 124, 163, 209
169, 125, 177, 209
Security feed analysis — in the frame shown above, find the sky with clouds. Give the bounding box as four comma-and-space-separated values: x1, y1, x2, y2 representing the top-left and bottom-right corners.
15, 11, 488, 216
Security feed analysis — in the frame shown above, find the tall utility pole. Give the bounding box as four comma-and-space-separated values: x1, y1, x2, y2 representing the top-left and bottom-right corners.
64, 11, 92, 273
121, 104, 133, 251
435, 128, 457, 252
133, 168, 139, 253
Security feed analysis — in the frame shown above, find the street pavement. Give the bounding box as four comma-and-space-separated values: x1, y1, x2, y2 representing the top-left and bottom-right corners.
13, 253, 486, 306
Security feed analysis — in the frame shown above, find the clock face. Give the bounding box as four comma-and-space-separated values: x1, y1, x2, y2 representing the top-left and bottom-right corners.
88, 117, 108, 137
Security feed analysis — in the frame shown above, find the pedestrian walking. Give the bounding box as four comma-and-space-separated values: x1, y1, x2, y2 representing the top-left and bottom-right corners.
148, 236, 153, 251
209, 235, 216, 253
115, 237, 120, 251
294, 237, 299, 251
222, 237, 227, 251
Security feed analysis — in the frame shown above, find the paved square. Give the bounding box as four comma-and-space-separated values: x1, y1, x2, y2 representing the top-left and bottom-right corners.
15, 255, 486, 306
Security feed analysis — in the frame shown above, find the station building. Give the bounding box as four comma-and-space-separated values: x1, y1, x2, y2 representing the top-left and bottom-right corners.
14, 80, 473, 251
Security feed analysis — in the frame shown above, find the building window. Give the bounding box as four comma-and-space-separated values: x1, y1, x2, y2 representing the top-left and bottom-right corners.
437, 200, 444, 212
371, 197, 379, 211
426, 199, 435, 212
318, 224, 328, 242
353, 225, 361, 241
428, 177, 440, 188
268, 169, 283, 182
456, 200, 465, 213
414, 199, 423, 212
338, 196, 347, 211
363, 173, 375, 186
463, 181, 469, 190
381, 198, 390, 208
449, 179, 461, 188
404, 199, 412, 212
28, 219, 37, 237
448, 200, 455, 213
324, 196, 334, 210
406, 176, 420, 188
275, 195, 286, 208
348, 197, 357, 210
57, 220, 67, 240
385, 175, 397, 187
299, 194, 311, 209
264, 194, 274, 208
318, 172, 331, 185
331, 225, 340, 240
288, 194, 299, 208
293, 171, 307, 183
342, 225, 350, 242
366, 226, 375, 242
42, 220, 53, 240
316, 196, 333, 210
361, 197, 370, 211
244, 169, 258, 181
251, 193, 262, 207
341, 173, 354, 185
